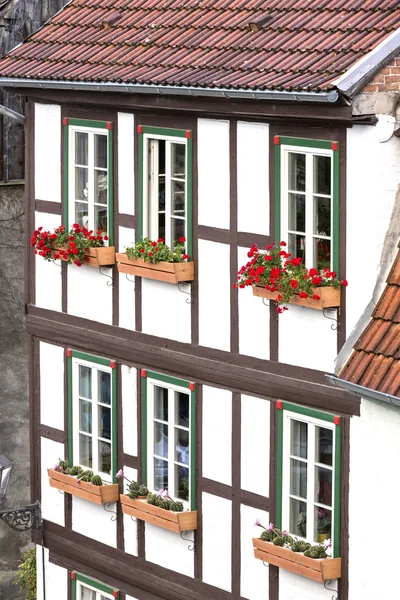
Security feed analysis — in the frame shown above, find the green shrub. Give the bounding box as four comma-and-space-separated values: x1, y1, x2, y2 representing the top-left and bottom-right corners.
14, 548, 36, 600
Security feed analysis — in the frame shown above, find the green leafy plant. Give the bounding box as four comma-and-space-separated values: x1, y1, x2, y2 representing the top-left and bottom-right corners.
14, 548, 36, 600
125, 237, 190, 264
255, 520, 331, 560
31, 224, 107, 266
235, 241, 348, 313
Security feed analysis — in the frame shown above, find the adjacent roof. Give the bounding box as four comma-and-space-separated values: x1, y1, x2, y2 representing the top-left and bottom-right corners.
340, 243, 400, 398
0, 0, 400, 93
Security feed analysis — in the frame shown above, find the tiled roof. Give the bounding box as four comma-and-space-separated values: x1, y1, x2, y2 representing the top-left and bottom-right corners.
340, 244, 400, 398
0, 0, 400, 92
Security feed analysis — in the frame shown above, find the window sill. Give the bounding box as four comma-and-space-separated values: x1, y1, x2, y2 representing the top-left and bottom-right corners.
116, 254, 194, 284
252, 285, 340, 310
51, 246, 116, 268
252, 537, 341, 582
48, 469, 119, 505
120, 494, 197, 533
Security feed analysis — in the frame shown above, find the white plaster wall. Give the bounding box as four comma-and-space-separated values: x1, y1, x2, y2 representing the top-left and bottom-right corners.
118, 226, 135, 331
237, 122, 269, 235
126, 596, 139, 600
118, 112, 135, 215
72, 495, 116, 547
202, 493, 232, 592
241, 395, 269, 497
141, 279, 191, 343
35, 103, 61, 202
198, 240, 230, 351
122, 365, 138, 457
241, 504, 269, 600
346, 123, 400, 335
278, 306, 337, 372
198, 118, 230, 229
123, 466, 138, 557
41, 437, 65, 526
349, 398, 400, 600
40, 342, 64, 431
35, 212, 62, 311
279, 570, 337, 600
36, 547, 68, 600
145, 523, 194, 577
68, 264, 112, 324
238, 246, 270, 360
202, 386, 232, 486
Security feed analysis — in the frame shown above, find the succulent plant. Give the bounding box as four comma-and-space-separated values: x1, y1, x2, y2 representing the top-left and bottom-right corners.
91, 475, 103, 486
58, 459, 69, 472
69, 466, 82, 476
272, 536, 285, 547
138, 485, 149, 496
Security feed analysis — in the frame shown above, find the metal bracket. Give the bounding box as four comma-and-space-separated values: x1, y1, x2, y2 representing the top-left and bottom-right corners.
180, 530, 195, 551
322, 308, 339, 331
262, 298, 270, 307
125, 273, 135, 286
177, 283, 192, 304
0, 501, 42, 532
99, 266, 114, 287
324, 579, 338, 600
103, 502, 117, 521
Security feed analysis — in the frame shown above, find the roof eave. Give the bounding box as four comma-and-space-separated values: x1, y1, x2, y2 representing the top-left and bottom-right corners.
326, 375, 400, 408
0, 78, 340, 103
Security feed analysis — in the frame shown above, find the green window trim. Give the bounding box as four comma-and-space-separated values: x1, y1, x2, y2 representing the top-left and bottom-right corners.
71, 572, 119, 599
67, 349, 118, 482
137, 125, 193, 257
63, 118, 114, 245
276, 401, 342, 558
274, 136, 340, 274
141, 369, 197, 511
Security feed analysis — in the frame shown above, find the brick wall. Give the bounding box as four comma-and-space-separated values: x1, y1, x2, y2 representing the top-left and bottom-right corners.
361, 56, 400, 92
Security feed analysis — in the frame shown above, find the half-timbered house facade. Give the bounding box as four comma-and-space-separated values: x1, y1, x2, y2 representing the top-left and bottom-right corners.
1, 2, 400, 600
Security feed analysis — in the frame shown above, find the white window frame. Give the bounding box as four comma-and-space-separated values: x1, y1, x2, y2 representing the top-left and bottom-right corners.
68, 124, 110, 242
281, 410, 336, 545
76, 580, 114, 600
146, 376, 191, 508
281, 144, 334, 270
72, 357, 113, 483
142, 133, 188, 247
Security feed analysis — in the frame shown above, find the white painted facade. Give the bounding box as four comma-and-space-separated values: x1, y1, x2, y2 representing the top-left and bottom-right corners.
34, 103, 61, 203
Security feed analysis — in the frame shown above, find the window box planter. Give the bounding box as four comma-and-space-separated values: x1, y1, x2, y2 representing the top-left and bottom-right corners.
120, 494, 197, 533
116, 253, 194, 284
252, 538, 341, 583
252, 285, 340, 310
48, 469, 119, 505
52, 246, 116, 267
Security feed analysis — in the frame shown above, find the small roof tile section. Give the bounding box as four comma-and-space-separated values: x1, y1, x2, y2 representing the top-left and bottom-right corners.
0, 0, 400, 92
340, 244, 400, 398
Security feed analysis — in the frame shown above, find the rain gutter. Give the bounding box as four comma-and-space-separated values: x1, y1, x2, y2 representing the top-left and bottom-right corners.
326, 375, 400, 409
0, 78, 339, 103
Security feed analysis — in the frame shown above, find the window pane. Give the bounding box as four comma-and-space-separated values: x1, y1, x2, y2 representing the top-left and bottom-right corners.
314, 238, 331, 271
154, 458, 168, 491
175, 428, 189, 465
175, 464, 189, 501
79, 434, 92, 468
79, 399, 92, 434
289, 498, 307, 537
95, 171, 108, 205
171, 180, 185, 216
175, 392, 189, 427
94, 134, 107, 169
159, 176, 166, 212
313, 196, 331, 236
75, 132, 88, 166
98, 371, 111, 405
171, 143, 186, 178
80, 585, 96, 600
94, 205, 107, 234
288, 152, 305, 192
74, 202, 88, 229
154, 422, 168, 458
98, 440, 111, 474
171, 218, 185, 245
75, 166, 88, 201
290, 458, 307, 498
288, 233, 305, 263
154, 386, 168, 421
79, 366, 92, 398
315, 506, 331, 543
316, 427, 333, 466
288, 193, 305, 233
98, 405, 111, 440
313, 155, 331, 196
315, 466, 332, 506
291, 420, 307, 459
158, 139, 165, 174
158, 212, 165, 242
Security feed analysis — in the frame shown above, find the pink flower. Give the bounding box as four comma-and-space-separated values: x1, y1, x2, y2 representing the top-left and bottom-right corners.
254, 519, 261, 527
116, 469, 124, 479
268, 523, 275, 531
53, 464, 60, 471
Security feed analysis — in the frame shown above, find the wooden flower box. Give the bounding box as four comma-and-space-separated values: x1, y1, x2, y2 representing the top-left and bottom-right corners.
252, 285, 340, 310
252, 538, 341, 583
120, 494, 197, 533
51, 246, 115, 267
48, 469, 119, 505
116, 253, 194, 284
